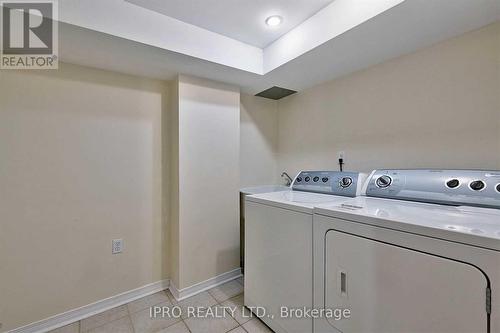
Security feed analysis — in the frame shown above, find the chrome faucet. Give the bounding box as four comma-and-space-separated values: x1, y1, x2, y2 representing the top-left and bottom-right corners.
281, 172, 293, 187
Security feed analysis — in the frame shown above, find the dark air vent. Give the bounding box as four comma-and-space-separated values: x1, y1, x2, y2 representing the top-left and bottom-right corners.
255, 86, 297, 100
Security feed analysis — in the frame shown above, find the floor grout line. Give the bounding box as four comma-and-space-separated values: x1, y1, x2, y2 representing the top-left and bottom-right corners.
129, 313, 136, 333
180, 319, 192, 333
125, 300, 135, 333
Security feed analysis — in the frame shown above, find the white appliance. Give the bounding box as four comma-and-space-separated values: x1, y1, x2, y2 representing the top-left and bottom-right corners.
245, 171, 367, 333
240, 185, 291, 273
313, 169, 500, 333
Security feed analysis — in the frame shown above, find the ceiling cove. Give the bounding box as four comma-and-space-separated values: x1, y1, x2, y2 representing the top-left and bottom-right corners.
51, 0, 499, 93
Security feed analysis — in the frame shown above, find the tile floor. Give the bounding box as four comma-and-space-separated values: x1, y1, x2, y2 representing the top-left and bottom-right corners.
49, 277, 273, 333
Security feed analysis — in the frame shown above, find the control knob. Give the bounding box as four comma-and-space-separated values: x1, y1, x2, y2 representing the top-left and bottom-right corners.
446, 179, 460, 189
340, 177, 353, 188
376, 175, 392, 188
470, 180, 485, 191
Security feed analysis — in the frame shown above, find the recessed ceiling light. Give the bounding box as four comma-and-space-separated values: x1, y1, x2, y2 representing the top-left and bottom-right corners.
265, 15, 283, 27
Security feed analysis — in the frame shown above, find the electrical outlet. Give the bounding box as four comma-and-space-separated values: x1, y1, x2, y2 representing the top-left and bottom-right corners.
338, 151, 345, 159
112, 239, 123, 254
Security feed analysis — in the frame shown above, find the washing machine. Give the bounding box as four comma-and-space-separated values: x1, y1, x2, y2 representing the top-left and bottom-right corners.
245, 171, 367, 333
313, 169, 500, 333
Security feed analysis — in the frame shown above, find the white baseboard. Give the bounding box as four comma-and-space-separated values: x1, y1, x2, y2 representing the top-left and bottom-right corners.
7, 279, 170, 333
169, 268, 242, 301
8, 268, 242, 333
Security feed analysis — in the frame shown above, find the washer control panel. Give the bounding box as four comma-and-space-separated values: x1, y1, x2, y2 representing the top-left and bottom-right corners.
292, 171, 367, 197
365, 169, 500, 208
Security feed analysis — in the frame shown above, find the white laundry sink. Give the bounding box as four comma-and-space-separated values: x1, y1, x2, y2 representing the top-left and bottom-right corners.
240, 184, 289, 274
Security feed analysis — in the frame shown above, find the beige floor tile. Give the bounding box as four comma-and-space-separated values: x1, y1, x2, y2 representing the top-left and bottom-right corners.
221, 294, 251, 325
87, 316, 134, 333
177, 291, 218, 319
208, 281, 243, 303
80, 305, 129, 332
131, 301, 181, 333
184, 305, 238, 333
47, 322, 80, 333
157, 321, 190, 333
228, 327, 247, 333
242, 319, 273, 333
127, 291, 171, 314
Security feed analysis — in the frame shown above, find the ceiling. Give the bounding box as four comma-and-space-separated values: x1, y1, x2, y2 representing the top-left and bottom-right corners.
58, 0, 407, 76
124, 0, 334, 48
55, 0, 499, 94
59, 0, 500, 95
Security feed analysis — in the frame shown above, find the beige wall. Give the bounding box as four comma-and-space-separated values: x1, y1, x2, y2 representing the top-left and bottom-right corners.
0, 66, 278, 330
277, 22, 500, 175
167, 85, 278, 291
0, 63, 168, 331
170, 75, 241, 290
167, 80, 180, 289
240, 94, 279, 187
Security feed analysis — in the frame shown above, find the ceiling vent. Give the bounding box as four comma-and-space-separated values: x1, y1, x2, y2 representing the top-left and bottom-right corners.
255, 86, 297, 100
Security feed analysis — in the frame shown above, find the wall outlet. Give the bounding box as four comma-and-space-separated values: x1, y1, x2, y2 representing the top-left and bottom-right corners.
112, 239, 123, 254
338, 151, 345, 159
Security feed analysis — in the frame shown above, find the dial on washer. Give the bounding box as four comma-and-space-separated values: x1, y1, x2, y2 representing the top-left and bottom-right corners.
470, 180, 485, 191
446, 179, 460, 188
376, 175, 392, 188
340, 177, 353, 188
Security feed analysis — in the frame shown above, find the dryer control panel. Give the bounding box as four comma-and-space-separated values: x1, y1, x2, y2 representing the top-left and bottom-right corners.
292, 171, 367, 197
365, 169, 500, 209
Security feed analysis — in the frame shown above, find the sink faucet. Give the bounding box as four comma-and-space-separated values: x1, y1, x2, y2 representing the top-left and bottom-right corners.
281, 172, 293, 187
